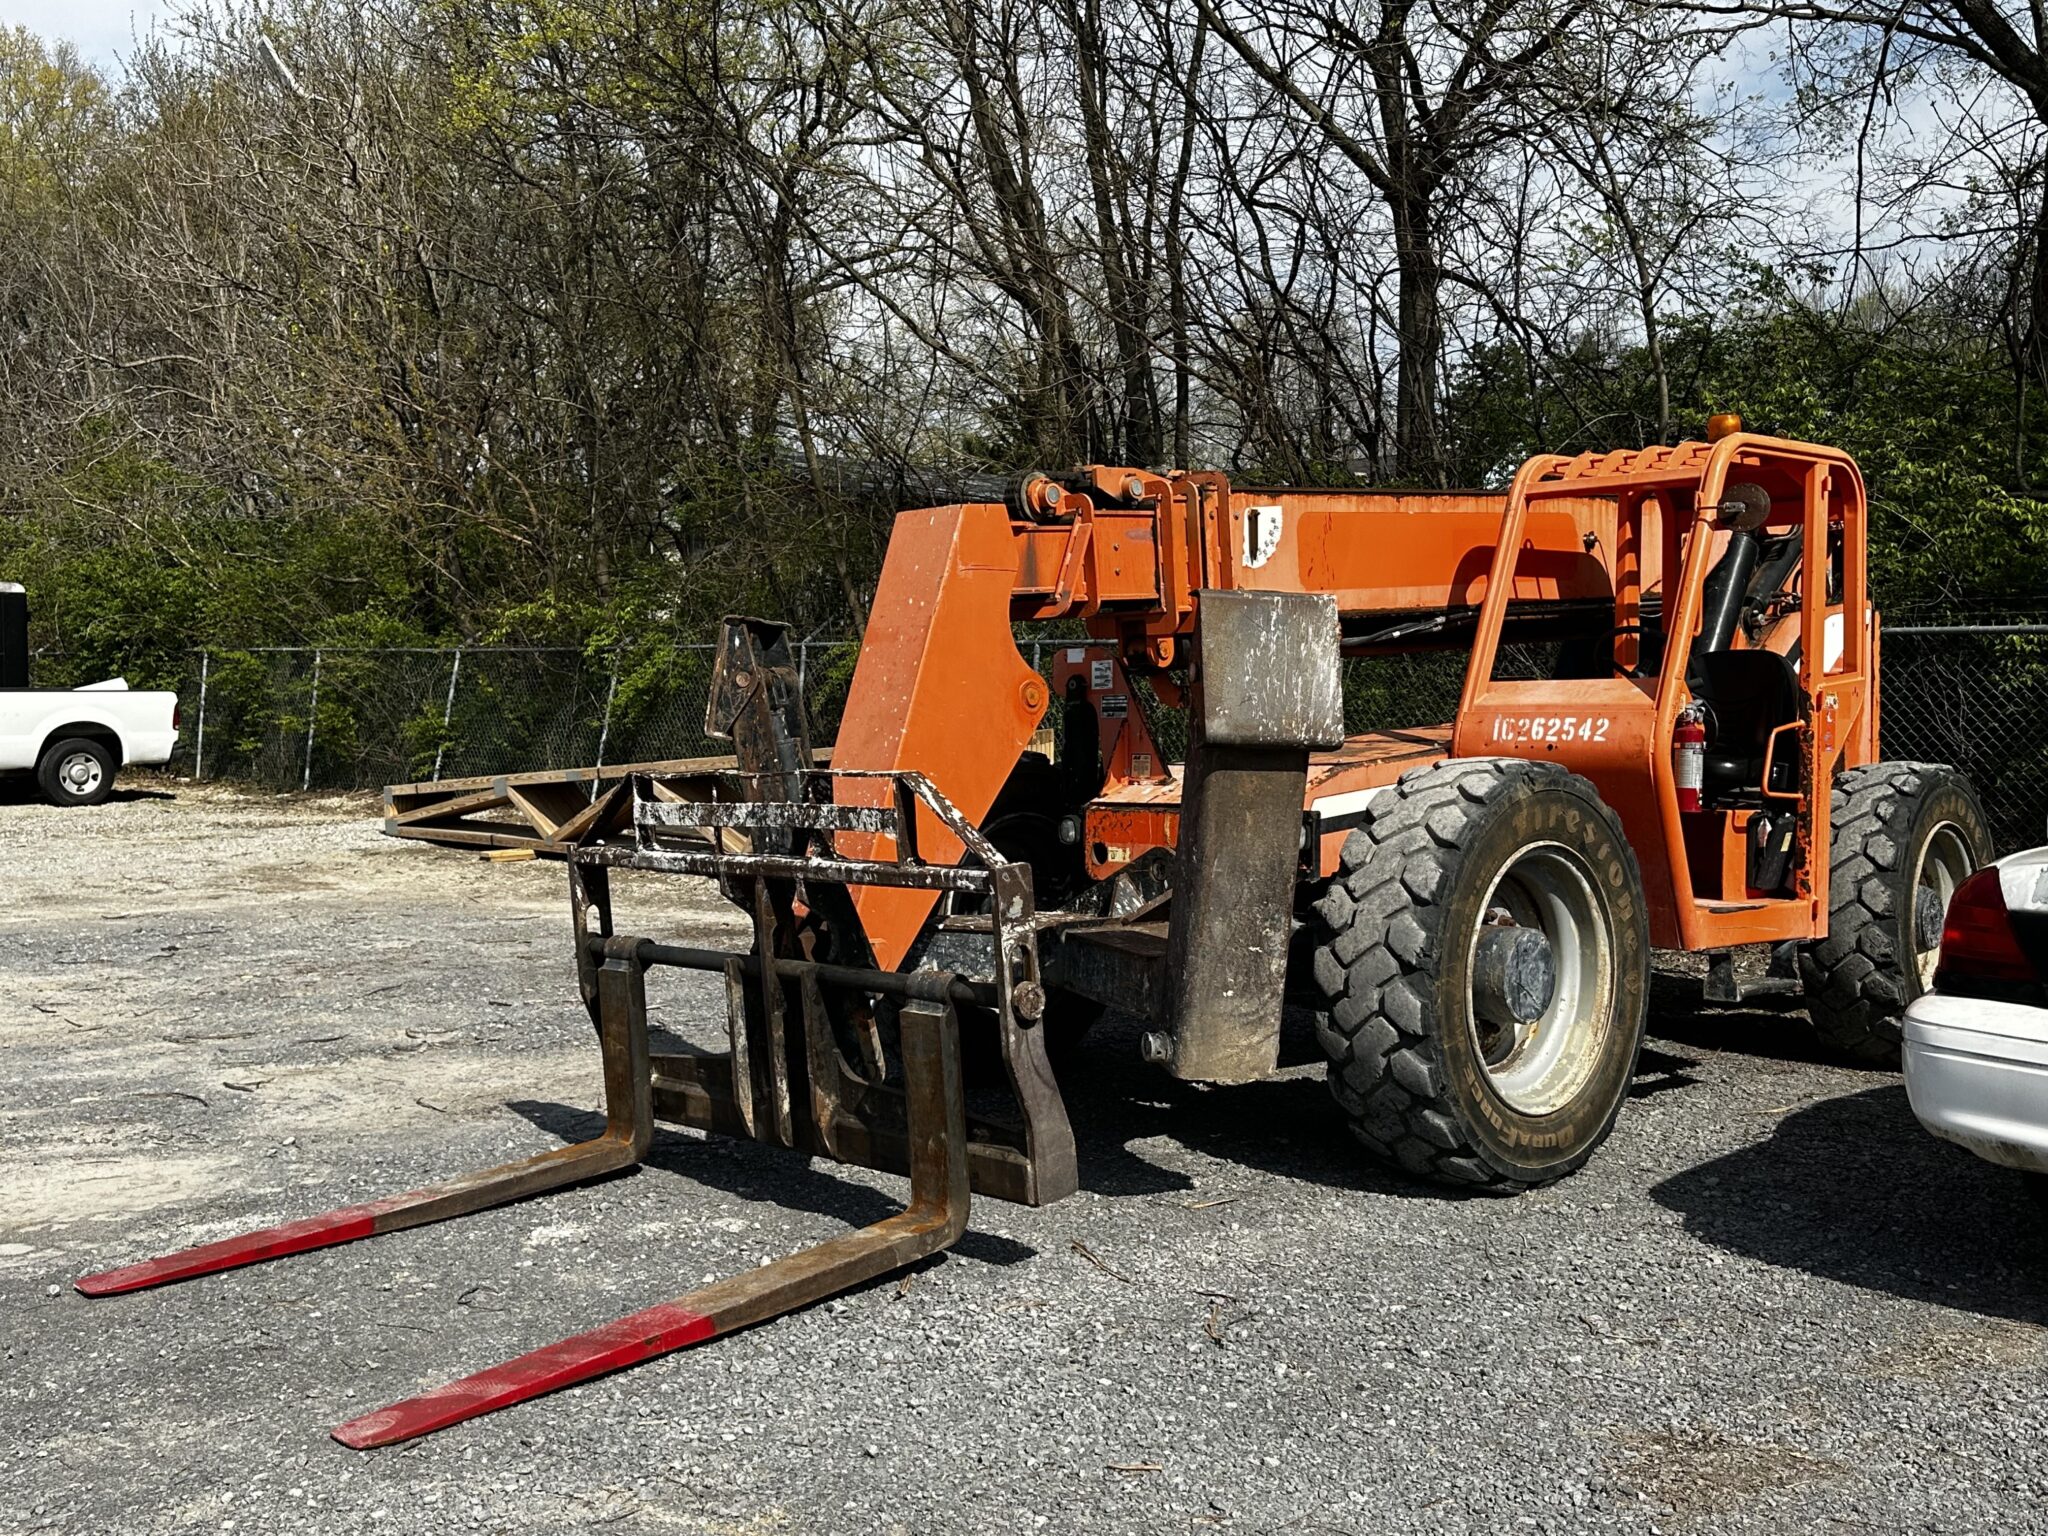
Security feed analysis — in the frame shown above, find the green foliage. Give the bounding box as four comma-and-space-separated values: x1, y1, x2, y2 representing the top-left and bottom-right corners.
0, 26, 107, 208
1445, 300, 2048, 614
0, 481, 435, 685
1693, 311, 2048, 612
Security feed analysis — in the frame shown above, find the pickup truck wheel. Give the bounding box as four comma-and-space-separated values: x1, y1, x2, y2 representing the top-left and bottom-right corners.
1310, 758, 1650, 1191
1799, 762, 1990, 1065
37, 737, 117, 807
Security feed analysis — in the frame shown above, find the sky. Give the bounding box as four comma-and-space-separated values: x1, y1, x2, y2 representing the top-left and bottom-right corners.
5, 0, 179, 67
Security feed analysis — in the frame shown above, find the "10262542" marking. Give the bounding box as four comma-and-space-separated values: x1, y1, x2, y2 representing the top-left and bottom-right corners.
1491, 715, 1612, 744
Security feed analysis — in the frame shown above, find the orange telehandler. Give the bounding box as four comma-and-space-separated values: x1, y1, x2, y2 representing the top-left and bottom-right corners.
78, 421, 1991, 1444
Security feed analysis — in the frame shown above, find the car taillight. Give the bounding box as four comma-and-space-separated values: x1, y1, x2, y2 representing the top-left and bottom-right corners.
173, 702, 182, 730
1933, 867, 2037, 990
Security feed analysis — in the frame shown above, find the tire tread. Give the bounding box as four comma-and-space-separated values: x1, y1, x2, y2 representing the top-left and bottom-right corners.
1310, 758, 1638, 1192
1799, 760, 1988, 1063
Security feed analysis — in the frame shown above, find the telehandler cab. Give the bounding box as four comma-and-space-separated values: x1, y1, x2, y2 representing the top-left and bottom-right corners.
79, 422, 1990, 1445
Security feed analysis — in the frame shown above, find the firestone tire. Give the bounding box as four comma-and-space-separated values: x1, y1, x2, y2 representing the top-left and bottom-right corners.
1799, 761, 1990, 1065
1310, 758, 1650, 1192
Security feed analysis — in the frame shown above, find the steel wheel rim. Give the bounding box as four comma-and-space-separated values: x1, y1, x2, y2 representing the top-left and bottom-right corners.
59, 751, 103, 797
1913, 822, 1974, 989
1468, 841, 1616, 1115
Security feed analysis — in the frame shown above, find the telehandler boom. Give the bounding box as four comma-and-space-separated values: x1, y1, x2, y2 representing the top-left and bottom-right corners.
79, 423, 1990, 1444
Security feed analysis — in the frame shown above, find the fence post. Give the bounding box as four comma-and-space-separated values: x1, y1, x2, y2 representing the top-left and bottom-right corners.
594, 658, 618, 774
432, 647, 463, 782
193, 651, 209, 781
302, 649, 322, 793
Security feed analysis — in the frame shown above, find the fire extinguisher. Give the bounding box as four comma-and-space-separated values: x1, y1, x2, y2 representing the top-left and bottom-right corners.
1674, 704, 1707, 813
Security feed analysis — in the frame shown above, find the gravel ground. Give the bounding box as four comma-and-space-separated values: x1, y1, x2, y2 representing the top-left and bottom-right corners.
5, 780, 2048, 1535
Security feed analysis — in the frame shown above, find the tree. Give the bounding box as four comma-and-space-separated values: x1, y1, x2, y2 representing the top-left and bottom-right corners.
1707, 0, 2048, 467
1193, 0, 1582, 482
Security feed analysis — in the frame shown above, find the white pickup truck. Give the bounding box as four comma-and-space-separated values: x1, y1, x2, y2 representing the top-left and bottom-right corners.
0, 583, 180, 806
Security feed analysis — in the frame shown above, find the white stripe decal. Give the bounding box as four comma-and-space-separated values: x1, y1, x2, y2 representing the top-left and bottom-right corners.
1309, 786, 1390, 820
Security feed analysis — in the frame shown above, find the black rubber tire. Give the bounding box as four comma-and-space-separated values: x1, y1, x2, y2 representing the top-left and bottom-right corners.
2025, 1171, 2048, 1216
1310, 758, 1650, 1191
982, 753, 1087, 908
1799, 761, 1991, 1064
37, 736, 117, 807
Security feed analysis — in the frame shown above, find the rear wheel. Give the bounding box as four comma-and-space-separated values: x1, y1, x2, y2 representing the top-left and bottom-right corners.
1799, 762, 1991, 1064
1311, 759, 1650, 1191
37, 737, 116, 807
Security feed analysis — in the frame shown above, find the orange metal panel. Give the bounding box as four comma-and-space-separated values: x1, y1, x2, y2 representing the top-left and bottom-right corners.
1012, 474, 1617, 630
1050, 646, 1171, 786
1083, 727, 1454, 883
833, 503, 1048, 969
1450, 677, 1683, 944
1220, 490, 1617, 613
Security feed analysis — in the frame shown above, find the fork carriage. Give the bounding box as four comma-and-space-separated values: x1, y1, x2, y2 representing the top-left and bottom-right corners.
573, 764, 1077, 1211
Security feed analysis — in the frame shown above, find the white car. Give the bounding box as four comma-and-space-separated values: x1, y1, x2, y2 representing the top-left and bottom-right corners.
0, 583, 180, 806
1902, 847, 2048, 1197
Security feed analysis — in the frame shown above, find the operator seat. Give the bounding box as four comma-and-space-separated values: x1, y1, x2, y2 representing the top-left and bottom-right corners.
1682, 481, 1804, 802
1689, 648, 1802, 801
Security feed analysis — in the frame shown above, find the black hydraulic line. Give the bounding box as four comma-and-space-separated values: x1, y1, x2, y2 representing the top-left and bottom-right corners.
597, 934, 998, 1008
1746, 532, 1802, 611
1696, 529, 1762, 655
1348, 612, 1450, 648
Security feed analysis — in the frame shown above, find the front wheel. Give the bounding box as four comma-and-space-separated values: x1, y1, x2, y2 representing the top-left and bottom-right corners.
37, 737, 117, 807
1310, 759, 1650, 1191
1799, 762, 1991, 1064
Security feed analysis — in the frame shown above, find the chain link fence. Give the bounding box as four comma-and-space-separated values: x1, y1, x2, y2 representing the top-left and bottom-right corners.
143, 643, 863, 791
137, 638, 1090, 791
1879, 626, 2048, 853
66, 623, 2048, 853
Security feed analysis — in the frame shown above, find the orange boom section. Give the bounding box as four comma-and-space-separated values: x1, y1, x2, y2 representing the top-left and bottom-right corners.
833, 470, 1619, 968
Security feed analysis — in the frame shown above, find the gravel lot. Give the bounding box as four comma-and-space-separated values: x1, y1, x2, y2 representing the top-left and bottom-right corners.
5, 780, 2048, 1535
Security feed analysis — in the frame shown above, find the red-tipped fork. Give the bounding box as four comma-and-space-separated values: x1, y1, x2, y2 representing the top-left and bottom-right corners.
334, 997, 965, 1447
77, 948, 654, 1298
76, 939, 970, 1448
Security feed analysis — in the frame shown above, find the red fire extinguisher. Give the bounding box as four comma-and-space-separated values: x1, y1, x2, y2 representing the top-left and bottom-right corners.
1674, 705, 1707, 813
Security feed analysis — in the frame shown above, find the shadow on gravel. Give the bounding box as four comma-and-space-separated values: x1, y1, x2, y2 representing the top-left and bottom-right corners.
1647, 1004, 1850, 1069
1642, 970, 1854, 1070
0, 780, 176, 806
1046, 1009, 1584, 1203
1629, 1045, 1704, 1099
1652, 1084, 2048, 1325
507, 999, 1732, 1234
1052, 1009, 1448, 1200
505, 1099, 1037, 1269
